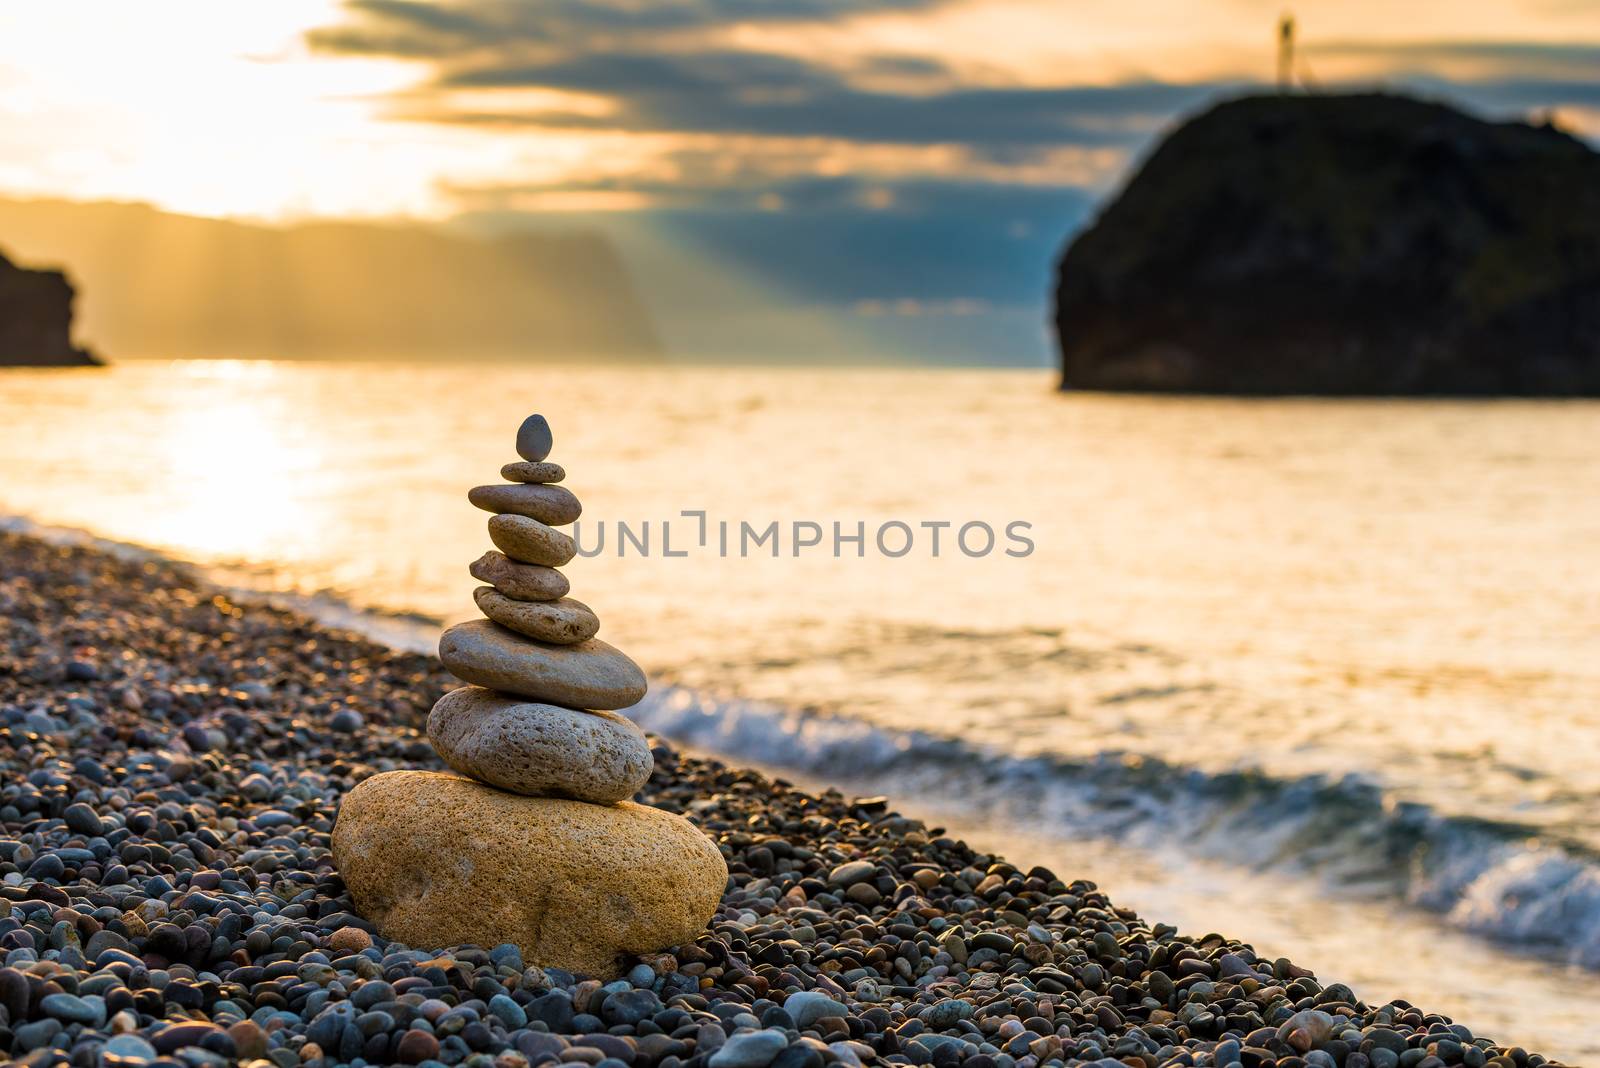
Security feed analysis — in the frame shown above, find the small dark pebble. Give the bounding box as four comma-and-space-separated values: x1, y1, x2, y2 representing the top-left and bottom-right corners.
330, 708, 365, 732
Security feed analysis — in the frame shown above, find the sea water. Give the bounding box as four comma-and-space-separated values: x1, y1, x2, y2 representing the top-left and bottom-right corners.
2, 359, 1598, 1060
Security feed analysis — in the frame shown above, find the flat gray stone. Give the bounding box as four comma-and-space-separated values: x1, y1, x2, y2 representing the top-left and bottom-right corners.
438, 620, 647, 709
783, 991, 849, 1028
474, 587, 598, 644
517, 414, 553, 462
469, 551, 569, 601
427, 686, 652, 802
100, 1036, 158, 1064
469, 483, 582, 526
827, 860, 876, 887
501, 461, 565, 484
709, 1030, 788, 1068
488, 514, 576, 567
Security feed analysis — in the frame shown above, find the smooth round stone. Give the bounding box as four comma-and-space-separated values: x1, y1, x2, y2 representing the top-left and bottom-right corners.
469, 551, 569, 602
488, 514, 576, 567
469, 483, 582, 526
502, 461, 565, 484
710, 1030, 788, 1068
332, 771, 726, 979
517, 414, 554, 462
474, 586, 598, 644
438, 620, 646, 709
427, 686, 652, 802
100, 1035, 158, 1064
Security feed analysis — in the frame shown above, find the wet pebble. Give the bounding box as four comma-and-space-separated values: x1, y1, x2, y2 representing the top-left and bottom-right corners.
710, 1029, 790, 1068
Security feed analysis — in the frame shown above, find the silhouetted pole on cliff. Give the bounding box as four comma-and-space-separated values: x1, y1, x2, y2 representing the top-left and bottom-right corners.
1277, 14, 1295, 91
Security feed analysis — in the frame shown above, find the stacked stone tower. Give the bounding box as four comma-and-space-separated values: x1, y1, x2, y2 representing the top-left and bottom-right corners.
333, 415, 726, 978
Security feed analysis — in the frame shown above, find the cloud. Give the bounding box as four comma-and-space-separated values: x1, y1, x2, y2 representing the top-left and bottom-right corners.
311, 1, 1217, 159
1306, 40, 1600, 83
436, 134, 1125, 222
308, 0, 945, 56
1446, 76, 1600, 111
460, 174, 1096, 306
854, 297, 991, 317
311, 2, 1600, 193
434, 54, 1222, 149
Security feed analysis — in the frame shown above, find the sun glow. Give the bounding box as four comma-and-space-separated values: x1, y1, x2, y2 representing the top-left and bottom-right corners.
0, 1, 579, 220
135, 362, 332, 560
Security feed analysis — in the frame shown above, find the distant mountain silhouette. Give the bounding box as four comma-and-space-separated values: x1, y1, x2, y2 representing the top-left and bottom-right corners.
0, 197, 661, 361
1054, 93, 1600, 395
0, 246, 98, 366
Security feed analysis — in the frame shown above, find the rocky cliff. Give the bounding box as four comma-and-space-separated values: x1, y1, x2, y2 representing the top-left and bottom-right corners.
0, 247, 98, 366
1053, 93, 1600, 394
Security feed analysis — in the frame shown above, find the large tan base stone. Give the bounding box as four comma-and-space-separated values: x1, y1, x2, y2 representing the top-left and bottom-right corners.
332, 770, 727, 978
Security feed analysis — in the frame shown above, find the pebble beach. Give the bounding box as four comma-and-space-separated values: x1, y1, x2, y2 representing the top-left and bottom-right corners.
0, 528, 1570, 1068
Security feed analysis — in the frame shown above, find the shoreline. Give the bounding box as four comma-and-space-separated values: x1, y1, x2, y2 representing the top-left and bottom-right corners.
18, 511, 1600, 980
0, 529, 1568, 1068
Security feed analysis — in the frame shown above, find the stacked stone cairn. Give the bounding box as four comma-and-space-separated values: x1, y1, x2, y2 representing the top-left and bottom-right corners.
333, 414, 727, 978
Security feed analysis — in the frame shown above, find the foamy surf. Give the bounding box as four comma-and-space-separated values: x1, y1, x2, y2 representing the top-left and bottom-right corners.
628, 681, 1600, 971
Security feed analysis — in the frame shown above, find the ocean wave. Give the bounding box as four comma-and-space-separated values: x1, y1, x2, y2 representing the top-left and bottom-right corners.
629, 683, 1600, 970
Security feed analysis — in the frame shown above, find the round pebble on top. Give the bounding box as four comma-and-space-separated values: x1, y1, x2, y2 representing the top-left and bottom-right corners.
517, 413, 554, 462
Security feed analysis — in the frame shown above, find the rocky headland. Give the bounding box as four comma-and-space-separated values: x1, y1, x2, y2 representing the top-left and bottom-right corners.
0, 247, 98, 367
0, 527, 1570, 1067
1053, 93, 1600, 395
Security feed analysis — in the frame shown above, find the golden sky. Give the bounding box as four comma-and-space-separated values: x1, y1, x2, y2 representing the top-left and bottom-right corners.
0, 0, 1596, 221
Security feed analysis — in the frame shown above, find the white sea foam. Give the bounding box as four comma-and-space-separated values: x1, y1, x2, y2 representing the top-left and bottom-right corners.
628, 682, 1600, 969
